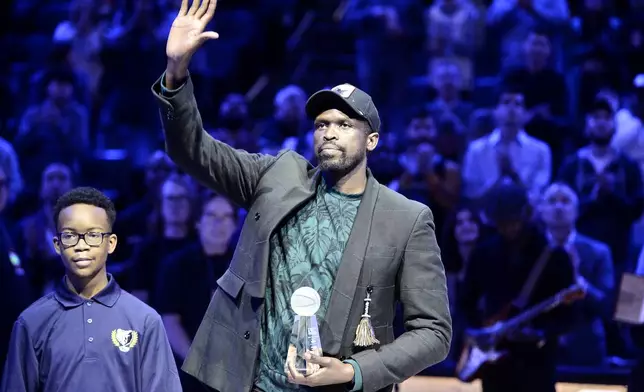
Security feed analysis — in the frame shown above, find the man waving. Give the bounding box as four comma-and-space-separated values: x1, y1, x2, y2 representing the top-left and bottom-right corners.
152, 1, 452, 392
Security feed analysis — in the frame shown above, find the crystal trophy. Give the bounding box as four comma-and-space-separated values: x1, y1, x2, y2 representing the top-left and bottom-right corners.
285, 287, 323, 376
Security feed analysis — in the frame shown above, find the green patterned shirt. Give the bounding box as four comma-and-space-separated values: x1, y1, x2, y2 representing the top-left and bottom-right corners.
255, 180, 362, 391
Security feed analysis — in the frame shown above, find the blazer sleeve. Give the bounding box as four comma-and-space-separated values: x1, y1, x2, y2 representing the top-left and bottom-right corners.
1, 319, 39, 392
350, 208, 452, 392
151, 74, 278, 210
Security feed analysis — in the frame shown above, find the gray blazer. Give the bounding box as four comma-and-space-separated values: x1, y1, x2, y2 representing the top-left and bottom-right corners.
151, 76, 452, 392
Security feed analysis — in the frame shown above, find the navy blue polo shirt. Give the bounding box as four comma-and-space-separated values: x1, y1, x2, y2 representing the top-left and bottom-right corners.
1, 274, 182, 392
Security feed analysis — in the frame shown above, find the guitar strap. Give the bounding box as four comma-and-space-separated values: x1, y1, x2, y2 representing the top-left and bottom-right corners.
511, 246, 552, 310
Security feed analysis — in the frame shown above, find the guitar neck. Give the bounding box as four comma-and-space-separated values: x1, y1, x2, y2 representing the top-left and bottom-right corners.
501, 292, 565, 333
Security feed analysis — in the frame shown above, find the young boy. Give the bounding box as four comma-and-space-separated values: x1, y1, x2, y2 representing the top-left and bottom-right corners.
1, 187, 182, 392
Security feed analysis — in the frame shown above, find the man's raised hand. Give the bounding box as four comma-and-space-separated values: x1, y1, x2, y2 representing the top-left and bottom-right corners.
165, 0, 218, 84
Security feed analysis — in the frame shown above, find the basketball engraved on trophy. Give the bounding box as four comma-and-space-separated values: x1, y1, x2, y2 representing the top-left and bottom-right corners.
285, 287, 323, 376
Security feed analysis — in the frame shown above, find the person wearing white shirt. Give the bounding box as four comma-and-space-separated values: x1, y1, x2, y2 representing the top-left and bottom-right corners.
462, 84, 552, 205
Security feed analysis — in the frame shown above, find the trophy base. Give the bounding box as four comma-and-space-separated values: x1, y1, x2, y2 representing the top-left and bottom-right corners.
285, 315, 324, 376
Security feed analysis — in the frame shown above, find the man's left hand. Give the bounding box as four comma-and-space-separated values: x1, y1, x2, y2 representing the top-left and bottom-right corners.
287, 352, 355, 387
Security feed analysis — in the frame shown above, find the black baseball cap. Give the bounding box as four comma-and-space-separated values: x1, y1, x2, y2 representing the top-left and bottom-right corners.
305, 83, 381, 133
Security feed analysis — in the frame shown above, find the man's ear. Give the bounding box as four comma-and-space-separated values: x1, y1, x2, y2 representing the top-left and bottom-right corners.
107, 234, 118, 254
53, 237, 62, 256
366, 132, 379, 152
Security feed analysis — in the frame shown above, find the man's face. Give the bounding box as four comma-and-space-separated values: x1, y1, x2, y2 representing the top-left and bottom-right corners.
41, 163, 72, 203
434, 64, 460, 98
161, 181, 191, 225
540, 187, 577, 227
47, 80, 73, 103
495, 93, 526, 128
0, 168, 8, 214
406, 116, 436, 144
54, 204, 117, 280
220, 94, 248, 119
145, 152, 173, 192
454, 209, 479, 244
198, 196, 237, 248
525, 33, 551, 66
219, 93, 249, 131
586, 109, 615, 145
313, 109, 379, 172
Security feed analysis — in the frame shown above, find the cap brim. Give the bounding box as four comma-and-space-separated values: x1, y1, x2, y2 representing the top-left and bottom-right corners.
305, 90, 363, 121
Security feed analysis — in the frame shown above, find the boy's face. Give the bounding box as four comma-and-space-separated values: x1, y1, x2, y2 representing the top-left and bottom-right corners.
54, 204, 117, 280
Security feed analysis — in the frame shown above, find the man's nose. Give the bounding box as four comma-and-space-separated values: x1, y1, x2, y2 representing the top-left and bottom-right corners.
322, 124, 340, 138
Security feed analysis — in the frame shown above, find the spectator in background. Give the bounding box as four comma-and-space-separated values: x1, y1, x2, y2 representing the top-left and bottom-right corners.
558, 96, 644, 271
504, 29, 567, 119
425, 0, 480, 90
29, 44, 91, 107
539, 182, 614, 367
440, 205, 489, 362
559, 96, 644, 363
570, 0, 621, 56
17, 163, 73, 296
112, 151, 174, 264
503, 29, 568, 166
156, 192, 238, 391
343, 0, 425, 132
0, 136, 23, 203
487, 0, 569, 70
426, 61, 474, 130
613, 75, 644, 181
216, 93, 257, 152
576, 46, 621, 116
0, 164, 34, 382
462, 85, 551, 206
256, 84, 310, 152
391, 108, 461, 234
52, 0, 125, 99
621, 3, 644, 85
129, 174, 197, 304
14, 68, 88, 191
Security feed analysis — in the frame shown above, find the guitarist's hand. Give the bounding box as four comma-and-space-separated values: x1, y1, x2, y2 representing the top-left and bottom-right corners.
563, 279, 587, 305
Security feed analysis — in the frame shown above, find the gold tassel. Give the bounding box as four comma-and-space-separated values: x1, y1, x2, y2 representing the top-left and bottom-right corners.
353, 286, 380, 347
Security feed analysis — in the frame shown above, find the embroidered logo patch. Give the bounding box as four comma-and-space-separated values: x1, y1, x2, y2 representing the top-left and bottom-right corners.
111, 329, 139, 352
332, 84, 356, 98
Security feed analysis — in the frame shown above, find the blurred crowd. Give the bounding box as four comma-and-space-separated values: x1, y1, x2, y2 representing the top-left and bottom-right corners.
3, 0, 644, 390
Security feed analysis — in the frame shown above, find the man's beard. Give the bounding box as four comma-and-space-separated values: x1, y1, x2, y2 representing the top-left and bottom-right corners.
316, 149, 363, 173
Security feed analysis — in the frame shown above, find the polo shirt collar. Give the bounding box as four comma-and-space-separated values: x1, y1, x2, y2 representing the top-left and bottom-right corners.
54, 273, 121, 309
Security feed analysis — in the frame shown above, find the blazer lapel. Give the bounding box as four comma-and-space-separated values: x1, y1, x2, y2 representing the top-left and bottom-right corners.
321, 172, 380, 354
249, 169, 320, 298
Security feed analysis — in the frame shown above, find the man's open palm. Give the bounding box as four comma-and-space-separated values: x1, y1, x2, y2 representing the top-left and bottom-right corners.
166, 0, 219, 64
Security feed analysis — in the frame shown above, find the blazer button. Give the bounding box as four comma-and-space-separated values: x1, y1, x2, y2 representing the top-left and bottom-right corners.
254, 212, 261, 221
244, 331, 251, 339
